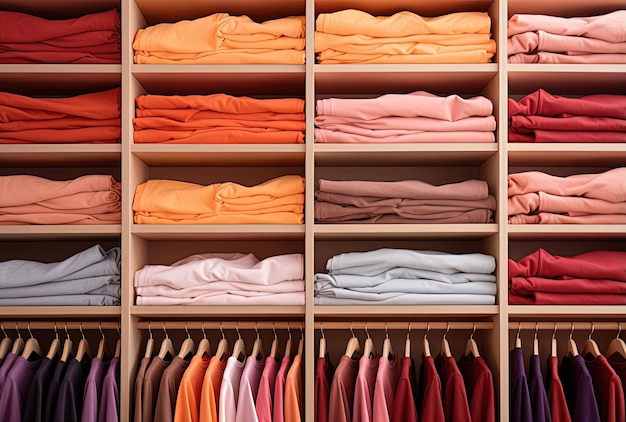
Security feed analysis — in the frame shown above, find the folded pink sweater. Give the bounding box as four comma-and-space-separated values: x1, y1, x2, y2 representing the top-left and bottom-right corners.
508, 30, 626, 55
317, 92, 492, 121
508, 192, 626, 216
509, 213, 626, 224
508, 168, 626, 203
315, 129, 495, 143
315, 115, 496, 132
508, 52, 626, 64
507, 11, 626, 42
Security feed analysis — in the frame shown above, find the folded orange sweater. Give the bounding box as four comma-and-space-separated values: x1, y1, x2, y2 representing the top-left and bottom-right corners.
136, 94, 304, 114
133, 175, 304, 224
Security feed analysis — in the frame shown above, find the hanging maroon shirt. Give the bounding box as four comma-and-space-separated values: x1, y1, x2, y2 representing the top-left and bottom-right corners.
458, 354, 495, 422
435, 355, 471, 422
391, 357, 417, 422
315, 356, 334, 422
547, 356, 572, 422
417, 355, 445, 422
328, 355, 359, 422
585, 355, 625, 422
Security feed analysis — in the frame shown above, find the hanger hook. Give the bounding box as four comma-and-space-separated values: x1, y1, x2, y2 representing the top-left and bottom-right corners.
163, 321, 169, 339
219, 321, 225, 340
407, 322, 411, 340
349, 321, 356, 339
272, 322, 277, 340
148, 322, 153, 340
320, 322, 325, 339
569, 322, 575, 340
287, 321, 292, 340
385, 321, 389, 339
470, 322, 477, 340
588, 322, 595, 340
79, 321, 86, 340
255, 322, 260, 340
53, 322, 59, 340
201, 321, 207, 340
516, 322, 521, 339
236, 321, 242, 340
618, 323, 622, 339
27, 321, 34, 339
99, 321, 105, 340
424, 322, 430, 340
1, 322, 7, 339
552, 322, 557, 340
443, 322, 450, 340
300, 324, 304, 339
65, 322, 71, 341
117, 322, 120, 338
534, 322, 538, 340
15, 322, 21, 339
185, 321, 191, 339
364, 322, 371, 339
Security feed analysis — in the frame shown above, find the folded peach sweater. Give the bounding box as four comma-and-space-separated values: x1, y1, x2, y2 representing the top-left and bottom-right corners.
133, 14, 305, 64
133, 175, 304, 224
509, 31, 626, 55
508, 192, 626, 216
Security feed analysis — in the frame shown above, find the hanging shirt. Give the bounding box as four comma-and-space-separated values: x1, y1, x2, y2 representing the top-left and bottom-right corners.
98, 356, 120, 422
133, 356, 152, 422
353, 355, 378, 422
528, 355, 551, 422
174, 354, 211, 422
273, 355, 292, 422
0, 354, 43, 422
285, 354, 303, 422
314, 355, 334, 422
510, 347, 532, 422
256, 355, 280, 422
54, 357, 91, 422
23, 356, 58, 422
0, 352, 18, 394
458, 354, 495, 422
141, 356, 171, 422
607, 356, 626, 416
219, 356, 246, 422
81, 357, 109, 422
391, 357, 418, 422
546, 356, 572, 422
559, 355, 601, 422
329, 355, 359, 422
584, 355, 625, 422
417, 355, 444, 422
44, 359, 68, 422
199, 354, 228, 422
154, 356, 190, 422
236, 355, 266, 422
373, 352, 401, 422
435, 354, 471, 422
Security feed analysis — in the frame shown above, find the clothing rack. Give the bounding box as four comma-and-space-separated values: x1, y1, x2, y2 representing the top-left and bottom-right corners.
136, 321, 304, 330
314, 321, 494, 330
508, 322, 625, 331
0, 321, 119, 330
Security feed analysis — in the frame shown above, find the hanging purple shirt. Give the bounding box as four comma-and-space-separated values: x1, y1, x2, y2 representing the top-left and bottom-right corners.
528, 355, 551, 422
0, 352, 18, 395
0, 355, 43, 422
81, 357, 109, 422
98, 357, 120, 422
23, 356, 57, 422
510, 347, 532, 422
53, 358, 91, 422
559, 355, 600, 422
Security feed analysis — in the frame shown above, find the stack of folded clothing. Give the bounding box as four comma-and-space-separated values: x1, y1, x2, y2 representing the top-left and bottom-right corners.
509, 89, 626, 143
134, 93, 305, 144
133, 174, 304, 224
135, 252, 304, 305
0, 88, 121, 144
315, 178, 496, 223
0, 9, 120, 64
133, 13, 305, 64
316, 91, 495, 143
314, 9, 496, 64
508, 10, 626, 64
509, 249, 626, 304
315, 248, 497, 305
0, 245, 120, 306
508, 167, 626, 224
0, 174, 121, 224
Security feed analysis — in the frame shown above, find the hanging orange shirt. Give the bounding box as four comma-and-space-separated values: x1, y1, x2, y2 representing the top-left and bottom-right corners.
284, 355, 302, 422
199, 355, 229, 422
174, 354, 211, 422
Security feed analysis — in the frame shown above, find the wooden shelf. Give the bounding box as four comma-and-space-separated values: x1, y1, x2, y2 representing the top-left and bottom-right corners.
508, 65, 626, 95
507, 144, 626, 167
315, 305, 499, 318
315, 64, 498, 95
0, 225, 121, 240
508, 225, 626, 240
132, 64, 305, 96
315, 143, 497, 166
0, 306, 121, 318
132, 144, 305, 166
131, 305, 305, 318
0, 145, 121, 167
314, 224, 498, 239
509, 305, 626, 318
132, 224, 305, 240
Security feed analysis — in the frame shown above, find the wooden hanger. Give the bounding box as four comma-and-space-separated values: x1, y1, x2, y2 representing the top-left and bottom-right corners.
96, 322, 109, 360
0, 322, 13, 361
250, 323, 265, 361
114, 324, 121, 358
47, 323, 62, 360
144, 322, 154, 359
404, 322, 411, 358
233, 322, 247, 362
363, 322, 375, 359
61, 323, 74, 363
318, 323, 326, 359
551, 324, 558, 358
297, 325, 303, 357
533, 323, 539, 356
177, 322, 196, 361
423, 323, 431, 357
440, 323, 452, 358
22, 322, 43, 361
382, 322, 393, 359
344, 322, 361, 358
270, 322, 278, 359
285, 322, 293, 359
566, 323, 579, 357
515, 322, 522, 349
582, 323, 601, 359
11, 323, 24, 356
214, 322, 229, 361
75, 322, 92, 364
158, 323, 175, 361
196, 322, 211, 359
606, 323, 626, 361
464, 323, 480, 358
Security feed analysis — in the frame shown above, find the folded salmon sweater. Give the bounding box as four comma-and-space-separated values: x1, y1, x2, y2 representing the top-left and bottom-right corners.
507, 11, 626, 64
0, 88, 121, 144
0, 9, 120, 64
0, 174, 121, 224
133, 13, 305, 64
315, 9, 495, 64
133, 175, 304, 224
134, 93, 304, 144
315, 178, 495, 223
316, 91, 495, 143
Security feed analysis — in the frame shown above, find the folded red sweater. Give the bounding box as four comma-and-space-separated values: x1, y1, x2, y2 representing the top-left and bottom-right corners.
509, 90, 626, 119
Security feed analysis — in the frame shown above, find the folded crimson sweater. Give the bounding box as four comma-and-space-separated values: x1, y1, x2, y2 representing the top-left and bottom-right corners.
508, 90, 626, 119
